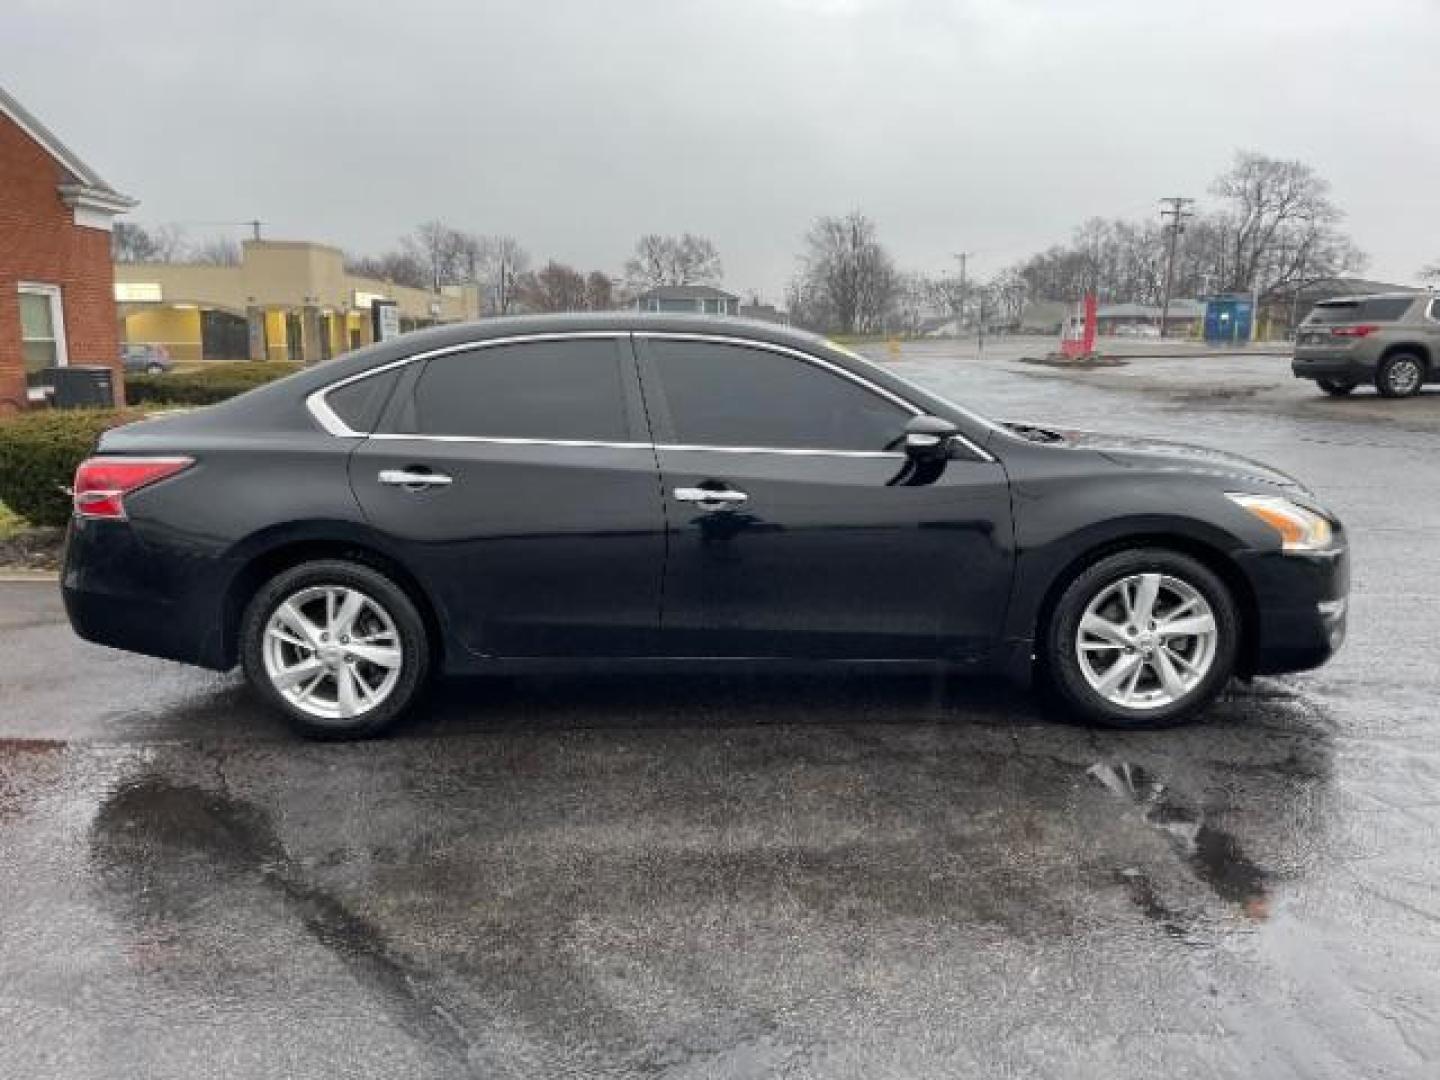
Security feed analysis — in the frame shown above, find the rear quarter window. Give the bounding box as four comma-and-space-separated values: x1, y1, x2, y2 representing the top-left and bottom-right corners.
324, 368, 402, 433
1308, 297, 1416, 323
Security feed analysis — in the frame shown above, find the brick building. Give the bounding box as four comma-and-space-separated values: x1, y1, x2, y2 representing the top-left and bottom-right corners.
0, 84, 134, 412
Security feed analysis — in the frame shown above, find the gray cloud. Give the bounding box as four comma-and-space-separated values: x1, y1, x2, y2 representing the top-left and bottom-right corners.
6, 0, 1436, 297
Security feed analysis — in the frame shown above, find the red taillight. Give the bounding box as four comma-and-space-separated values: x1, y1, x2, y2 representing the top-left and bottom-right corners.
73, 456, 193, 520
1331, 324, 1380, 338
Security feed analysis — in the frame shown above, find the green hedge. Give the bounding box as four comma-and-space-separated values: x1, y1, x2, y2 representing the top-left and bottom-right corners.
126, 361, 301, 407
0, 409, 143, 528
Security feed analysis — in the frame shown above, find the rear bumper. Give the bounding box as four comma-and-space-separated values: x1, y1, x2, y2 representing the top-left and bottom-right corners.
1291, 352, 1373, 383
61, 518, 234, 670
1236, 543, 1349, 676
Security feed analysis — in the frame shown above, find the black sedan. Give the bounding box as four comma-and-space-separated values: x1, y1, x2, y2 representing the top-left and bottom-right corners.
62, 315, 1348, 738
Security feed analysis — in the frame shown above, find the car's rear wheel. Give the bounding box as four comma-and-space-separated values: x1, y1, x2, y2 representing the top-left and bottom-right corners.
1044, 548, 1239, 728
1375, 352, 1425, 398
240, 559, 429, 739
1317, 378, 1355, 396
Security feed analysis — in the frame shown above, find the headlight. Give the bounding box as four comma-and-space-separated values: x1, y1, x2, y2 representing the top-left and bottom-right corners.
1227, 493, 1334, 553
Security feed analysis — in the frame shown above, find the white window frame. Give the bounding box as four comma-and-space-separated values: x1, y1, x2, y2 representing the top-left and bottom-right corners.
18, 282, 68, 402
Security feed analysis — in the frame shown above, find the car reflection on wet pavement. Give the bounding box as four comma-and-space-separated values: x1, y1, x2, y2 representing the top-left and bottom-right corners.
1, 342, 1437, 1078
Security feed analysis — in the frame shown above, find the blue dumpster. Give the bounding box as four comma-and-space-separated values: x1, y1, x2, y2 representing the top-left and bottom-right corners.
1203, 295, 1254, 344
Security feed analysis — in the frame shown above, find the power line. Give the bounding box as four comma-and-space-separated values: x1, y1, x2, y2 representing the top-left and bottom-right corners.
1158, 197, 1195, 339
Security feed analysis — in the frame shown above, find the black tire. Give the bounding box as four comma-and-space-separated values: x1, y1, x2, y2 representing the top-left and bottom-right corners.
1375, 352, 1426, 398
1043, 548, 1240, 729
1316, 378, 1355, 397
240, 559, 430, 739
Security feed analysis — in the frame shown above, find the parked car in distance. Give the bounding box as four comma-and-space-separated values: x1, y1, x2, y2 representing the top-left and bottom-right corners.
63, 315, 1349, 739
1292, 292, 1436, 397
120, 343, 172, 375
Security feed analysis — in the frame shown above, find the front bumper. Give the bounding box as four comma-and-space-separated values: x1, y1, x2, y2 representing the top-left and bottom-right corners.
1236, 542, 1349, 676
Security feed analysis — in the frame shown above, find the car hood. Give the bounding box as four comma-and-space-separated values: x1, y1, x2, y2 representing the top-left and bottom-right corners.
1011, 424, 1309, 494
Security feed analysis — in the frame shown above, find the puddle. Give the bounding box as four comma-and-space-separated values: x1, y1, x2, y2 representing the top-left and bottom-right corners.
88, 775, 478, 1069
1089, 761, 1269, 923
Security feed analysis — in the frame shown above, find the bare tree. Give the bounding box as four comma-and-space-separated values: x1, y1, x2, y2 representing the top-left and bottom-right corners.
623, 233, 722, 290
986, 268, 1029, 328
790, 212, 898, 334
403, 220, 477, 290
477, 235, 531, 315
112, 222, 188, 263
585, 270, 615, 311
345, 249, 430, 290
188, 235, 241, 266
1208, 151, 1362, 296
1006, 152, 1364, 313
112, 222, 160, 262
890, 273, 935, 335
516, 261, 589, 312
1420, 262, 1440, 285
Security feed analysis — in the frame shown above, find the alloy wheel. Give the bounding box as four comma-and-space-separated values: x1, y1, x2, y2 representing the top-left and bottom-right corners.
261, 585, 403, 721
1075, 572, 1218, 711
1386, 357, 1422, 395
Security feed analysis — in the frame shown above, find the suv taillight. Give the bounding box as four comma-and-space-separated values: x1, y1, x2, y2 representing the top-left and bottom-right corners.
73, 456, 193, 520
1331, 324, 1380, 338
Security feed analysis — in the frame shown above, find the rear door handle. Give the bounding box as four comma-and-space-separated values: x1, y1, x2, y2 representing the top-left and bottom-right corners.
673, 486, 748, 506
379, 469, 453, 490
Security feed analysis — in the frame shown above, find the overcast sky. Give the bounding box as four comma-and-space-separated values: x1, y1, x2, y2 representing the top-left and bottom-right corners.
6, 0, 1438, 298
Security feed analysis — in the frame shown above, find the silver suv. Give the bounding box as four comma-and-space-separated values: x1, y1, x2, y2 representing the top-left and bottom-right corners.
1292, 292, 1437, 398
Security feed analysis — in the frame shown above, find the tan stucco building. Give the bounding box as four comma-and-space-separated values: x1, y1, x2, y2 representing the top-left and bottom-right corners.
115, 240, 481, 364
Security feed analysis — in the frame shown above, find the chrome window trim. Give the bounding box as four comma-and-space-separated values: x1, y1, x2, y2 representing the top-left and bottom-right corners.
361, 432, 895, 458
366, 433, 652, 450
659, 443, 902, 459
305, 327, 996, 463
636, 331, 995, 462
633, 330, 920, 415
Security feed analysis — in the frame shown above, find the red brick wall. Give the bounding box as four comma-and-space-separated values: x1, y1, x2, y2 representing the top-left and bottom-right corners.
0, 111, 124, 413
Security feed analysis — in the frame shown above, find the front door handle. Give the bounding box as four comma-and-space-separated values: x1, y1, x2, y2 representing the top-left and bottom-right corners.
379, 469, 453, 490
673, 486, 748, 507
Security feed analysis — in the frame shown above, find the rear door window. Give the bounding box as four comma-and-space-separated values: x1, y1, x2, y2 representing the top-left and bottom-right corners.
406, 337, 632, 442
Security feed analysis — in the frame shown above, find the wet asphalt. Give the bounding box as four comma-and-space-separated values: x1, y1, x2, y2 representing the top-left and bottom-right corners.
1, 340, 1437, 1078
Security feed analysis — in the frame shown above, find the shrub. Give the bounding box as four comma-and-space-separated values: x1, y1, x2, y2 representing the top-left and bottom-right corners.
127, 361, 301, 407
0, 409, 143, 528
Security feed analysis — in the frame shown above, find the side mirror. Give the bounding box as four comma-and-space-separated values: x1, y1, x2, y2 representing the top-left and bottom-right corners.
903, 414, 958, 461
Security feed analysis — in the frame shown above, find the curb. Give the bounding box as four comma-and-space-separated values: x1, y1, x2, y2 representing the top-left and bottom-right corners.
0, 570, 59, 583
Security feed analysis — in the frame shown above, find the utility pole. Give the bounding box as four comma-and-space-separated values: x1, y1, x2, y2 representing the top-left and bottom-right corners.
251, 219, 262, 242
952, 252, 970, 337
1158, 197, 1194, 339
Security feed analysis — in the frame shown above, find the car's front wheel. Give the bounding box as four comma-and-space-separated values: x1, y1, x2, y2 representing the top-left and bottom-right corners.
1044, 548, 1239, 728
240, 559, 430, 739
1317, 378, 1356, 396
